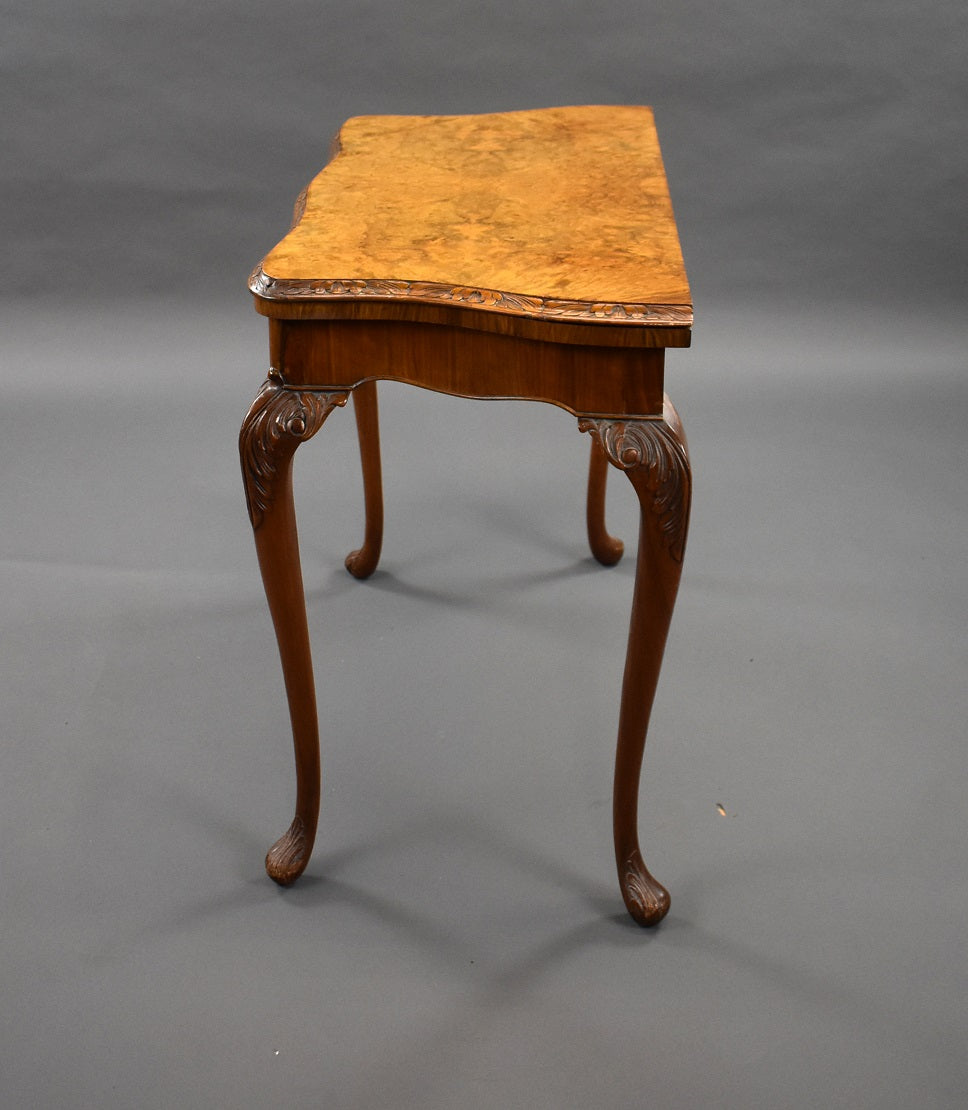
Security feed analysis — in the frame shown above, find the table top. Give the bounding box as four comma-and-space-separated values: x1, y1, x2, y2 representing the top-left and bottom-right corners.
251, 106, 691, 335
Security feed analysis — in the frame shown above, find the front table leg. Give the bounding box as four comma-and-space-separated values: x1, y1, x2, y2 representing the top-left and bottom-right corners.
579, 399, 691, 926
240, 370, 348, 884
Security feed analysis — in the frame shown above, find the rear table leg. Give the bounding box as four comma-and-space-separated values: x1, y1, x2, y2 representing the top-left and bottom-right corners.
586, 435, 625, 565
345, 380, 384, 580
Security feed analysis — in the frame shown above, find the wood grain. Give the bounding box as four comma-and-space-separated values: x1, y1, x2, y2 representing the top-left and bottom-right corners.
268, 318, 666, 419
252, 106, 691, 335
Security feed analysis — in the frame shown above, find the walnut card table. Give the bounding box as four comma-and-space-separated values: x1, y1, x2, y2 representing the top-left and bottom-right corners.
240, 106, 693, 926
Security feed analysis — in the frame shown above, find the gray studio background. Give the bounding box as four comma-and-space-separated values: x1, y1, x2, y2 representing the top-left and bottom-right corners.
3, 2, 966, 1108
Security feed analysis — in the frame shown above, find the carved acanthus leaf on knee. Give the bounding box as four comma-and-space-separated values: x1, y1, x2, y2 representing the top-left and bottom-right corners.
239, 370, 348, 528
578, 417, 690, 563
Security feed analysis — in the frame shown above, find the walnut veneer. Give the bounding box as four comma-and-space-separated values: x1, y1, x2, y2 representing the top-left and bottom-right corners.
240, 106, 693, 926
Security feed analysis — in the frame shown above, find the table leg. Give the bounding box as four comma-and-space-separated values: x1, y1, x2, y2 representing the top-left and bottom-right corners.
240, 371, 348, 884
579, 399, 691, 925
586, 435, 625, 565
345, 379, 384, 580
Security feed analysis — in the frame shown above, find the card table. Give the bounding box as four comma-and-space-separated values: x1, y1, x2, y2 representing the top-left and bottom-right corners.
240, 106, 693, 925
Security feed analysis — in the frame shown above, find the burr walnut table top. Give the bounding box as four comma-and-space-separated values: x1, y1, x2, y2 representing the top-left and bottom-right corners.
250, 105, 691, 344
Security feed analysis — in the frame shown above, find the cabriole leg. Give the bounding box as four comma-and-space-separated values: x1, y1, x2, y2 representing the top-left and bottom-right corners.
240, 370, 348, 885
345, 379, 384, 579
579, 398, 692, 926
586, 434, 625, 565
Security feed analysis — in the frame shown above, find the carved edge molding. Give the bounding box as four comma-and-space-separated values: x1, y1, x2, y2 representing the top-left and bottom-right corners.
240, 369, 348, 529
578, 416, 690, 563
249, 267, 693, 327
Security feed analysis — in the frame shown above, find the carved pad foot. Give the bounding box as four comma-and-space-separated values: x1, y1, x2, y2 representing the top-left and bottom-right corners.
344, 546, 378, 580
621, 849, 671, 927
265, 817, 310, 886
592, 532, 624, 567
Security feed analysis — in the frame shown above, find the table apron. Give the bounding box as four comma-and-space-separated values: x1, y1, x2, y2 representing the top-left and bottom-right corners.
269, 318, 666, 419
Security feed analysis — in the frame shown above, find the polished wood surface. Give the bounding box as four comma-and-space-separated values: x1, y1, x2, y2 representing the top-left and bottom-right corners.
580, 398, 691, 923
240, 374, 349, 883
586, 437, 625, 566
241, 107, 693, 926
251, 106, 691, 340
268, 317, 666, 418
345, 380, 383, 579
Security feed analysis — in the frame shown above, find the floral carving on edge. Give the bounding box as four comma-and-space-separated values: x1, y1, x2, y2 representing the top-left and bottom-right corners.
579, 417, 690, 563
240, 370, 348, 529
248, 268, 692, 327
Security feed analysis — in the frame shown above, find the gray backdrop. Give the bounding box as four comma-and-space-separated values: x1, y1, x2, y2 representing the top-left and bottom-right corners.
5, 0, 966, 307
3, 3, 966, 1108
